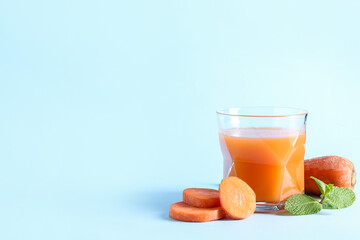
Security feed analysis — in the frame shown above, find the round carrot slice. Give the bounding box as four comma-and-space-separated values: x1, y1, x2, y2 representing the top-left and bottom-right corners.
219, 176, 256, 219
183, 188, 220, 208
169, 202, 225, 222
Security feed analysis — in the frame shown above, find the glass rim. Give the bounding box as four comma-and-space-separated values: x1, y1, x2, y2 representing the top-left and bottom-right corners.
216, 106, 308, 118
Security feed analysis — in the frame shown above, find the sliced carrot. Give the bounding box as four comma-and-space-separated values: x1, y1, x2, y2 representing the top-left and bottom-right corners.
305, 156, 356, 195
183, 188, 220, 208
219, 176, 256, 219
169, 202, 225, 222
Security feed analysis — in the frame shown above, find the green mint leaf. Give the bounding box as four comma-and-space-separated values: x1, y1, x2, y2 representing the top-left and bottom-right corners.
310, 176, 327, 195
321, 184, 334, 199
285, 194, 322, 215
324, 184, 334, 195
322, 186, 356, 209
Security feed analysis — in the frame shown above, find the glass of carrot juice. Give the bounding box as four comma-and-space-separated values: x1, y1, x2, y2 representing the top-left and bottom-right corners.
217, 107, 308, 211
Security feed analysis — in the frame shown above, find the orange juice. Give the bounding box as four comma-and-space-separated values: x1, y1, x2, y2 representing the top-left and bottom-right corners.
219, 128, 305, 202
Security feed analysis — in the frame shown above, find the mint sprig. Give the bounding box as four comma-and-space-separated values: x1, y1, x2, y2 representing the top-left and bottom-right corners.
322, 186, 356, 209
284, 194, 322, 215
310, 176, 327, 195
285, 176, 356, 215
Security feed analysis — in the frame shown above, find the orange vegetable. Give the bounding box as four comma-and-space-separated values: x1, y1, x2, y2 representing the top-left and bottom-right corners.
169, 202, 225, 222
305, 156, 356, 195
183, 188, 220, 208
219, 176, 256, 219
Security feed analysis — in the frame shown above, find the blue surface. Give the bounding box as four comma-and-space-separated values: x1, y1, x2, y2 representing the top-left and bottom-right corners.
1, 0, 360, 239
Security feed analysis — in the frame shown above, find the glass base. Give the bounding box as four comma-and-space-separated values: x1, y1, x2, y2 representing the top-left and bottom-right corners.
255, 202, 285, 212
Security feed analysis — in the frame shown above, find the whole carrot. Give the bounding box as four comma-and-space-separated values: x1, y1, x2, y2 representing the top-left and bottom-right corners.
305, 156, 356, 195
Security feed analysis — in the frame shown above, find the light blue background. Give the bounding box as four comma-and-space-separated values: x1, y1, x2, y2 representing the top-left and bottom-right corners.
1, 0, 359, 239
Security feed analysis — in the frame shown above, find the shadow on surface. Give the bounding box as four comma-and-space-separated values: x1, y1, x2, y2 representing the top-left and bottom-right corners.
275, 209, 332, 216
275, 210, 296, 216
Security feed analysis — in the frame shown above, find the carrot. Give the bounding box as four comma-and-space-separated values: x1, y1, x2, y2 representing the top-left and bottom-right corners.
219, 176, 256, 219
305, 156, 356, 195
183, 188, 220, 208
169, 202, 225, 222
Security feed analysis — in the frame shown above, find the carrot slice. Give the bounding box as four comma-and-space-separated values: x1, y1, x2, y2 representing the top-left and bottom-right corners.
169, 202, 225, 222
219, 176, 256, 219
183, 188, 220, 208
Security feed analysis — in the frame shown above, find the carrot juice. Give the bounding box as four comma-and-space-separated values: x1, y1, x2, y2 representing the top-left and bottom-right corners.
219, 128, 305, 202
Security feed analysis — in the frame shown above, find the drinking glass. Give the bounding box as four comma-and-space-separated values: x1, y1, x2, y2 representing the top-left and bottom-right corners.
217, 107, 308, 211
